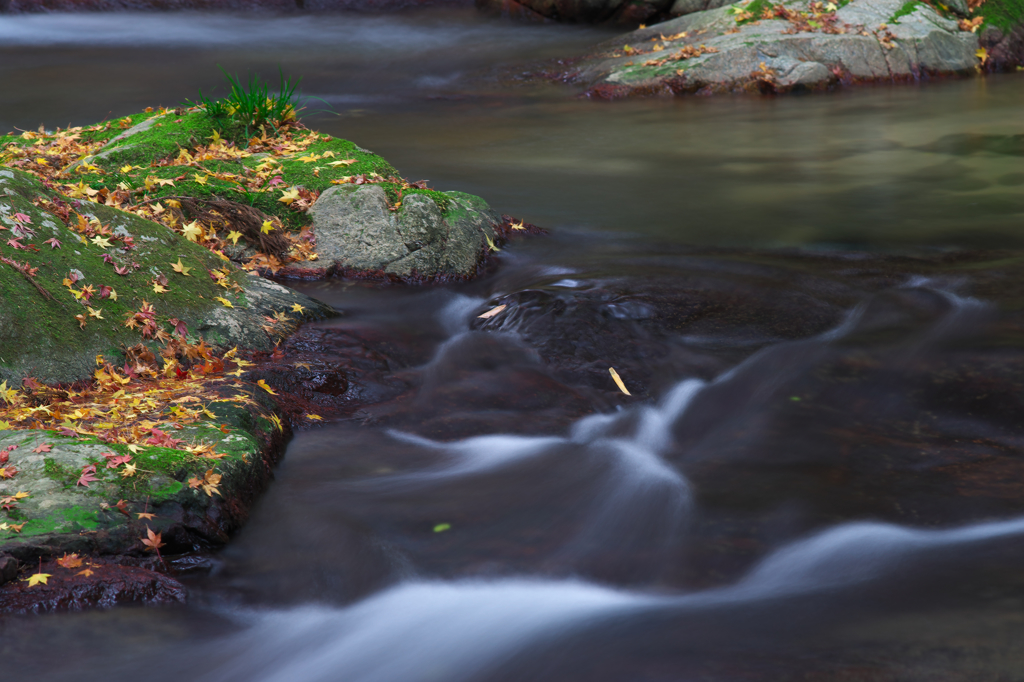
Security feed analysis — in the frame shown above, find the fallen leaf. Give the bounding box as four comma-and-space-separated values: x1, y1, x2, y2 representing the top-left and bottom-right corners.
25, 571, 50, 586
215, 296, 234, 308
278, 188, 301, 205
141, 527, 165, 552
609, 367, 632, 396
182, 221, 203, 242
256, 379, 277, 395
137, 512, 156, 520
478, 304, 506, 319
57, 553, 84, 569
171, 258, 192, 276
32, 442, 52, 453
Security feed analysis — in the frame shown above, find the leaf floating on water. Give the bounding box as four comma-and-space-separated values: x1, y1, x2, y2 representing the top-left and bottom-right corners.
477, 304, 506, 319
433, 523, 451, 533
609, 367, 631, 396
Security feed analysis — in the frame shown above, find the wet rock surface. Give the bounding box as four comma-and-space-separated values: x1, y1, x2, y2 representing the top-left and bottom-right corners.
0, 557, 186, 613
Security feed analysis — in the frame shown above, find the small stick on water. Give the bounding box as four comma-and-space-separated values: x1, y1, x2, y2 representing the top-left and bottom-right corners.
609, 367, 631, 396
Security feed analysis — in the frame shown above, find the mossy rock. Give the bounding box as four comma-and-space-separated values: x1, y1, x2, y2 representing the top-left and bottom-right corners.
0, 167, 334, 385
0, 398, 284, 562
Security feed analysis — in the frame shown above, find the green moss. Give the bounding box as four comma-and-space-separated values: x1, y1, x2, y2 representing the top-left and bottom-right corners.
735, 0, 773, 24
75, 120, 403, 233
13, 505, 103, 539
0, 168, 252, 383
890, 0, 923, 22
77, 111, 164, 145
43, 458, 80, 489
976, 0, 1024, 32
404, 189, 452, 214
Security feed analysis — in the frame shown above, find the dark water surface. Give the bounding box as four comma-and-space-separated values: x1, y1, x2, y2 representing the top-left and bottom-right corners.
4, 8, 1024, 681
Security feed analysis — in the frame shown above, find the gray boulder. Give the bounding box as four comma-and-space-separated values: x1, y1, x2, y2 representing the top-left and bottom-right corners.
308, 185, 499, 280
575, 0, 982, 96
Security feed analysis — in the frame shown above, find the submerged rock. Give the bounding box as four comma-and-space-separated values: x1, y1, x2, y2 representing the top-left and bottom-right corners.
308, 185, 500, 280
0, 557, 187, 613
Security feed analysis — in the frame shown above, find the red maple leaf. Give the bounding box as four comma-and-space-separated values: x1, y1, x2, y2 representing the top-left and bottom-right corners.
44, 237, 61, 249
6, 238, 25, 250
31, 443, 52, 453
76, 464, 98, 487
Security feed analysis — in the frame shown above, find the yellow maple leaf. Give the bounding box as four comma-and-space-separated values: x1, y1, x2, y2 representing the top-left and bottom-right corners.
153, 283, 168, 294
87, 306, 104, 320
215, 296, 234, 308
976, 47, 988, 63
26, 571, 50, 586
193, 173, 209, 185
171, 258, 192, 276
121, 463, 137, 478
256, 379, 277, 395
291, 303, 305, 314
182, 221, 203, 242
278, 188, 301, 205
91, 235, 112, 248
261, 220, 274, 234
307, 414, 323, 421
227, 230, 243, 245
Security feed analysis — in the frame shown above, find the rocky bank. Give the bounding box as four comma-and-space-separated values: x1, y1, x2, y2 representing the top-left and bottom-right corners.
0, 101, 508, 610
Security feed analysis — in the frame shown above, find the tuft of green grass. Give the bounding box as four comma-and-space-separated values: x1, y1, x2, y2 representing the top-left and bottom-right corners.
194, 67, 303, 142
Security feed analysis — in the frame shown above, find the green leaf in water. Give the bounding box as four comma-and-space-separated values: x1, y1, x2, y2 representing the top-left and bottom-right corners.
433, 523, 451, 533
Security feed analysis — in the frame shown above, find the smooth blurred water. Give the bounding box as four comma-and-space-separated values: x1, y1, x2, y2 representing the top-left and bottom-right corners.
4, 7, 1024, 681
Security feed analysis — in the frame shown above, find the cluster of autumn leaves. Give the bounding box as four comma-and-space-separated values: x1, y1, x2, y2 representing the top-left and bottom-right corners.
3, 114, 319, 274
0, 335, 305, 569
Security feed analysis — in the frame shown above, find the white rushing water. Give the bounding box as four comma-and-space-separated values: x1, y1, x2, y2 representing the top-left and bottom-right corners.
145, 280, 1016, 682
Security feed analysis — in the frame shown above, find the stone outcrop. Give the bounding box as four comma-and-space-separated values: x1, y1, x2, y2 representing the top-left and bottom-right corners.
307, 185, 500, 280
569, 0, 994, 96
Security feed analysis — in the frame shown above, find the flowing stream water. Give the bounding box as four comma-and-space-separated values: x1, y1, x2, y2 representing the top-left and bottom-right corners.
3, 8, 1024, 681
